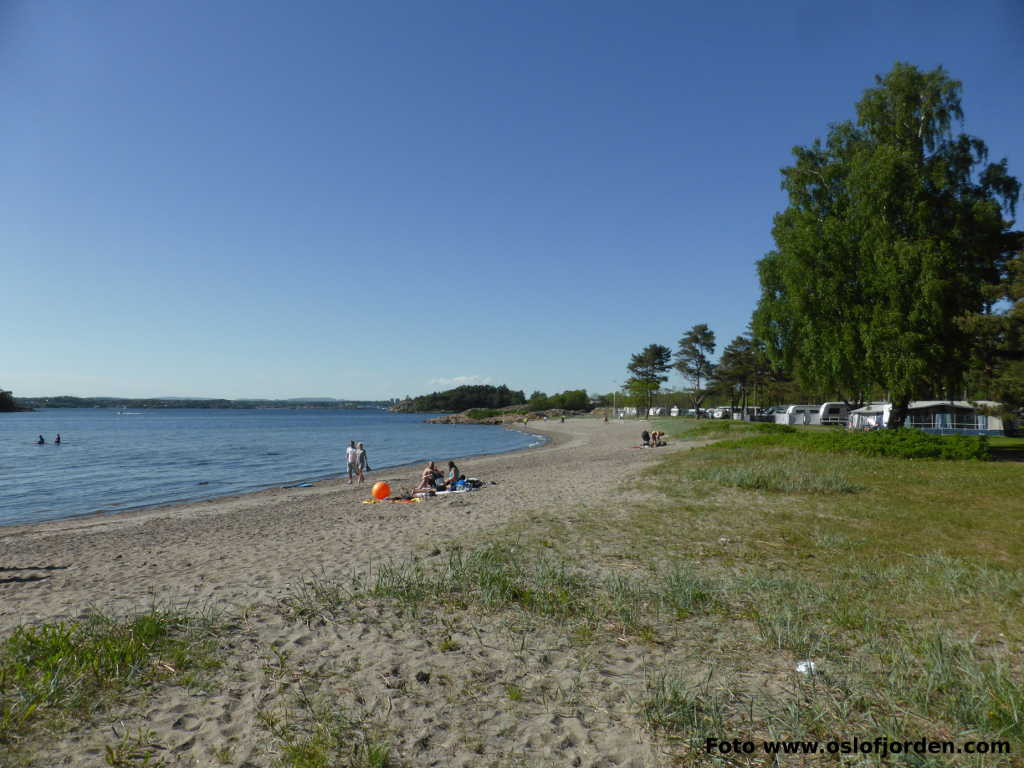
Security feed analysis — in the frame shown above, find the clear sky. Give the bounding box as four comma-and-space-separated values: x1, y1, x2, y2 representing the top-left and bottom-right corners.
3, 0, 1021, 400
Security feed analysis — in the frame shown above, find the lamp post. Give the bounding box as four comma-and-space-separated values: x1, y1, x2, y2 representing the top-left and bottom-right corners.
611, 381, 618, 421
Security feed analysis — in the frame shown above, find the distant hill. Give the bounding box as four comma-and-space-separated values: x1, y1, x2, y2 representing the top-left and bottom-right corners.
17, 396, 391, 410
392, 384, 526, 413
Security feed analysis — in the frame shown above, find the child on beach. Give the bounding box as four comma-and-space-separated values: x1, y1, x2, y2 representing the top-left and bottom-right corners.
445, 460, 460, 489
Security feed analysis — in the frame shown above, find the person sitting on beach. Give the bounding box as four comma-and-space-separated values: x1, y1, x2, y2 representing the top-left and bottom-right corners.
641, 430, 650, 447
415, 461, 442, 492
445, 460, 460, 489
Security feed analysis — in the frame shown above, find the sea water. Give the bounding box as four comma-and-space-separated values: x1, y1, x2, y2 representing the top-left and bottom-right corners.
0, 408, 544, 526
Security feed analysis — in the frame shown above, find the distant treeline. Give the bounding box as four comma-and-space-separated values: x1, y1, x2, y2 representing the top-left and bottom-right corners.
0, 389, 29, 412
394, 385, 526, 413
18, 396, 391, 410
394, 385, 594, 414
526, 389, 589, 411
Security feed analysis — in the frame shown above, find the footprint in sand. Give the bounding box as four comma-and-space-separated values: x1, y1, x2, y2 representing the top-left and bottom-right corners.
172, 713, 201, 732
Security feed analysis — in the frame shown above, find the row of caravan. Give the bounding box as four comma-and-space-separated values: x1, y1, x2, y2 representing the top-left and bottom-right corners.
775, 400, 1006, 435
620, 401, 1005, 435
770, 403, 851, 426
621, 405, 848, 421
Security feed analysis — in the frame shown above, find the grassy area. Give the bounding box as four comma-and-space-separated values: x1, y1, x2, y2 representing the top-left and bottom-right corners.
0, 607, 223, 761
460, 417, 1021, 763
279, 542, 723, 646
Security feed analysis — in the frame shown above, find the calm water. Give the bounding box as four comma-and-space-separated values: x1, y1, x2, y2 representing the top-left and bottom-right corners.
0, 408, 543, 526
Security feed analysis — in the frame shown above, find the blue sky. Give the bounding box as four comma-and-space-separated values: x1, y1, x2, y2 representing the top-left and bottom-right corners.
3, 0, 1021, 400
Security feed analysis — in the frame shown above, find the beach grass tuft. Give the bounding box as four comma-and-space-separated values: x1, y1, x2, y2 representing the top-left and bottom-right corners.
641, 670, 728, 746
259, 690, 395, 768
0, 607, 223, 751
280, 543, 723, 645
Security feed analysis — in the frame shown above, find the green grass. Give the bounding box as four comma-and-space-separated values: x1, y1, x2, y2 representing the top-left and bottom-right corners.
282, 543, 708, 640
617, 426, 1024, 758
259, 691, 394, 768
641, 671, 728, 747
696, 460, 864, 493
0, 607, 223, 755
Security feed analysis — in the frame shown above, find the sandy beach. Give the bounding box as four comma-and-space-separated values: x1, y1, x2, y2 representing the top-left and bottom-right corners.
1, 418, 697, 767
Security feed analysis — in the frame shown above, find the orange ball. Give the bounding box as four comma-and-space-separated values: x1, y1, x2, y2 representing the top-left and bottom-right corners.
371, 481, 391, 500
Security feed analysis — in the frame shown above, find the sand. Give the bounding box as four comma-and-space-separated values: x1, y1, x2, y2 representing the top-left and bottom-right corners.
1, 418, 700, 767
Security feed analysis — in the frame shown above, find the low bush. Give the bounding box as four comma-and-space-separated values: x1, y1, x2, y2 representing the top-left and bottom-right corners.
710, 427, 989, 461
465, 408, 504, 420
674, 420, 795, 440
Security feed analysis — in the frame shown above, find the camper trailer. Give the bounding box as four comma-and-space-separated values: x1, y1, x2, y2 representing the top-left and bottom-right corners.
847, 401, 1005, 435
817, 402, 851, 426
774, 405, 820, 425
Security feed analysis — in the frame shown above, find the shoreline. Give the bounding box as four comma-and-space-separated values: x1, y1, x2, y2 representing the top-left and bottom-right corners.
1, 417, 694, 766
0, 419, 660, 632
0, 422, 553, 532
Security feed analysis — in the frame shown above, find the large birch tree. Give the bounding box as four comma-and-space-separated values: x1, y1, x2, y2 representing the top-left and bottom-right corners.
753, 63, 1020, 428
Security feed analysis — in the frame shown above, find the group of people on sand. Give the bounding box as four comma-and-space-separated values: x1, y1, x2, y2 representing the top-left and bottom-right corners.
37, 434, 61, 445
344, 440, 371, 484
641, 429, 667, 447
415, 460, 464, 493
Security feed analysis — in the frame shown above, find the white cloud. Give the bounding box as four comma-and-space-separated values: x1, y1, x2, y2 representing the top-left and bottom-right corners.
428, 375, 493, 389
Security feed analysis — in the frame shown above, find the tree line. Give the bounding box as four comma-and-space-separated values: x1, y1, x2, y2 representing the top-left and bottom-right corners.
0, 389, 24, 412
395, 385, 594, 414
394, 385, 527, 413
625, 63, 1022, 428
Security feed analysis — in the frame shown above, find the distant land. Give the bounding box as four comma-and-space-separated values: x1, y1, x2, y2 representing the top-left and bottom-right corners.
16, 396, 396, 410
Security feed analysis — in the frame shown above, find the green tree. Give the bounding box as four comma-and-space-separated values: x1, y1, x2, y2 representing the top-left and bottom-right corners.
0, 389, 17, 412
753, 63, 1020, 428
627, 344, 672, 417
716, 335, 764, 416
674, 324, 717, 414
527, 390, 550, 411
963, 234, 1024, 415
549, 389, 589, 411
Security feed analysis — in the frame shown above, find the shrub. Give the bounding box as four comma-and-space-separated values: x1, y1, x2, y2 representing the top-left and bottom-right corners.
709, 427, 989, 461
465, 408, 504, 420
